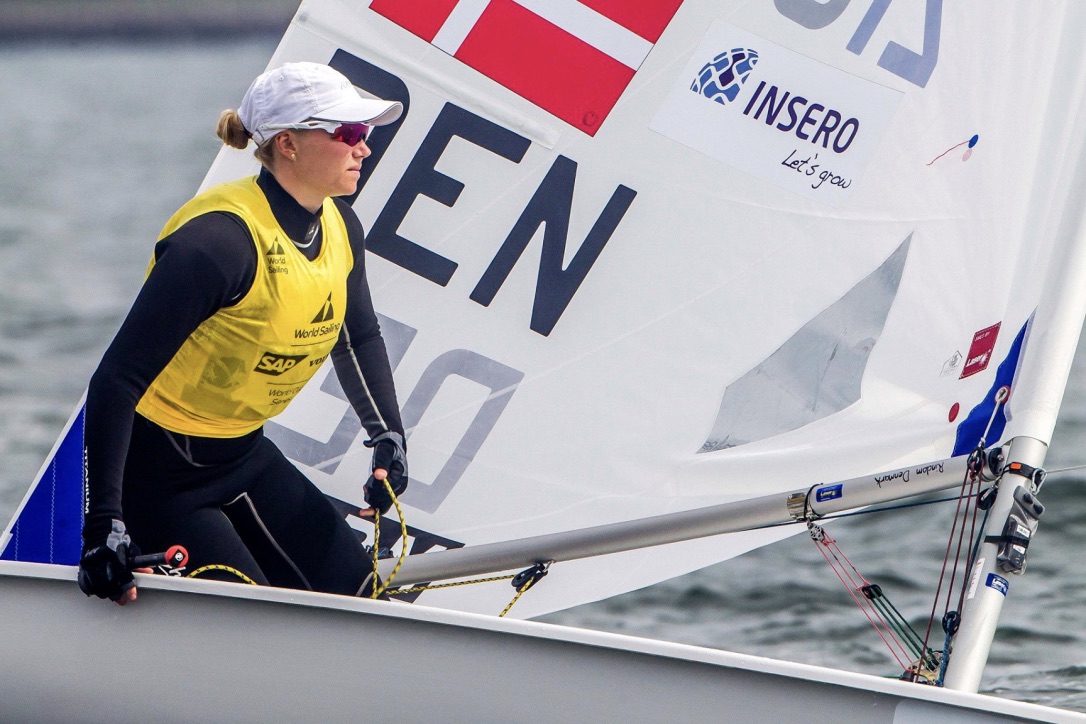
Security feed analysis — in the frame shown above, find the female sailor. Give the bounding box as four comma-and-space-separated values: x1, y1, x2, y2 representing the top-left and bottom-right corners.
77, 62, 407, 605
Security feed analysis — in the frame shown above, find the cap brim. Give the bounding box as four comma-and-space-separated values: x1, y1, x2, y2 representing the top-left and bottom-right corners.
314, 96, 403, 127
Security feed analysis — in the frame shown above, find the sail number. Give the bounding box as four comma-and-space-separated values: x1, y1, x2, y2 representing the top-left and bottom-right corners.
775, 0, 942, 88
266, 313, 523, 515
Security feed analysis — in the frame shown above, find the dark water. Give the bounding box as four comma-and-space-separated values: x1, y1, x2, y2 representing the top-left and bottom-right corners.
1, 40, 1084, 714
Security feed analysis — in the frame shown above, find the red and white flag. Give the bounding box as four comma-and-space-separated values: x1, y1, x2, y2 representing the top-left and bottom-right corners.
368, 0, 685, 135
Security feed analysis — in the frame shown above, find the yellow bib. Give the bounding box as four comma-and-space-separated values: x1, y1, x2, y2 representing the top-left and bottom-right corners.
136, 177, 353, 437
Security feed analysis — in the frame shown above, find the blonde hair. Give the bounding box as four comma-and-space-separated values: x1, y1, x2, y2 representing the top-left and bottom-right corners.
216, 109, 276, 167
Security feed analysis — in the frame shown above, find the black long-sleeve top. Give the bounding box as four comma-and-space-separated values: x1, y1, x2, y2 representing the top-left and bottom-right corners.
82, 169, 403, 547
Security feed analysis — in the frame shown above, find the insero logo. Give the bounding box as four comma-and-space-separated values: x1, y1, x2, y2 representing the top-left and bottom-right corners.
652, 22, 903, 206
690, 48, 758, 105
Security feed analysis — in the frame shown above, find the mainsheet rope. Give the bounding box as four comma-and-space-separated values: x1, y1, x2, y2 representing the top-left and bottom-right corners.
807, 457, 989, 681
808, 523, 921, 672
173, 479, 547, 616
370, 479, 549, 616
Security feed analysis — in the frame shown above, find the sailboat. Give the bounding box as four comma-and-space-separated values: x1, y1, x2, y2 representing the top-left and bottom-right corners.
3, 0, 1086, 720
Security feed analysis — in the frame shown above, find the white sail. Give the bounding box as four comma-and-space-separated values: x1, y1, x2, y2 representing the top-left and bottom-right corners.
6, 0, 1086, 623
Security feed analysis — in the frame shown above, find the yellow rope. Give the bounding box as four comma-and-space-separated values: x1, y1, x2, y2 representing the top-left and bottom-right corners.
387, 574, 516, 596
368, 480, 548, 616
371, 478, 409, 599
186, 564, 259, 585
499, 581, 533, 618
388, 572, 534, 617
179, 483, 545, 616
370, 508, 380, 599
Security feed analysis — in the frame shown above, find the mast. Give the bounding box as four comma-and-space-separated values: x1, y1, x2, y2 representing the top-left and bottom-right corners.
943, 19, 1086, 687
942, 436, 1047, 692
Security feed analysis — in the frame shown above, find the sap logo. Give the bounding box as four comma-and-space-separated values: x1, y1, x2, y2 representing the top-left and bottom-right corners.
254, 352, 308, 376
742, 81, 860, 154
691, 48, 758, 105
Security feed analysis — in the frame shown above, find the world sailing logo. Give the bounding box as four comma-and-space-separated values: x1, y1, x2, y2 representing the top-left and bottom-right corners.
294, 294, 341, 339
690, 48, 758, 105
311, 293, 335, 324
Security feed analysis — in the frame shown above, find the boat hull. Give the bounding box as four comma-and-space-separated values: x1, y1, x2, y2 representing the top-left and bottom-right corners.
0, 561, 1078, 723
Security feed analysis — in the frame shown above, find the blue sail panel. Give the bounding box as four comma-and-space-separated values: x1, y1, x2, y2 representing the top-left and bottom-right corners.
1, 407, 85, 564
952, 320, 1029, 457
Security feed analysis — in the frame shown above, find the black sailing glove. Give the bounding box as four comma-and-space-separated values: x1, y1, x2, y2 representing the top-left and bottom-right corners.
363, 431, 408, 514
77, 519, 139, 601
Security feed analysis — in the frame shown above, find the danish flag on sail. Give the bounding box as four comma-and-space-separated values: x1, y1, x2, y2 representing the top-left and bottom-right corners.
369, 0, 685, 135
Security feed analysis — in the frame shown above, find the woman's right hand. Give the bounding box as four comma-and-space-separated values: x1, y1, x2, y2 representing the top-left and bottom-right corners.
77, 519, 139, 605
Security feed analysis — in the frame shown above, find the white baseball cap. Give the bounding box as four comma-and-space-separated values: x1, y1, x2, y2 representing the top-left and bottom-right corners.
238, 62, 404, 145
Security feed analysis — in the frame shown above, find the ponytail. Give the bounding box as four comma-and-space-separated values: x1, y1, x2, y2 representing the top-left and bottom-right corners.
216, 109, 250, 150
217, 109, 276, 167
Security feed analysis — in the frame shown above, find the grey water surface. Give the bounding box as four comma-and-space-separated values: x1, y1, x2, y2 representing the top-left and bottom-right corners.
1, 40, 1084, 714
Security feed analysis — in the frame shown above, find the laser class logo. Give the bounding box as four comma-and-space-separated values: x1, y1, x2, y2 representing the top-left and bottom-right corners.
690, 48, 758, 105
